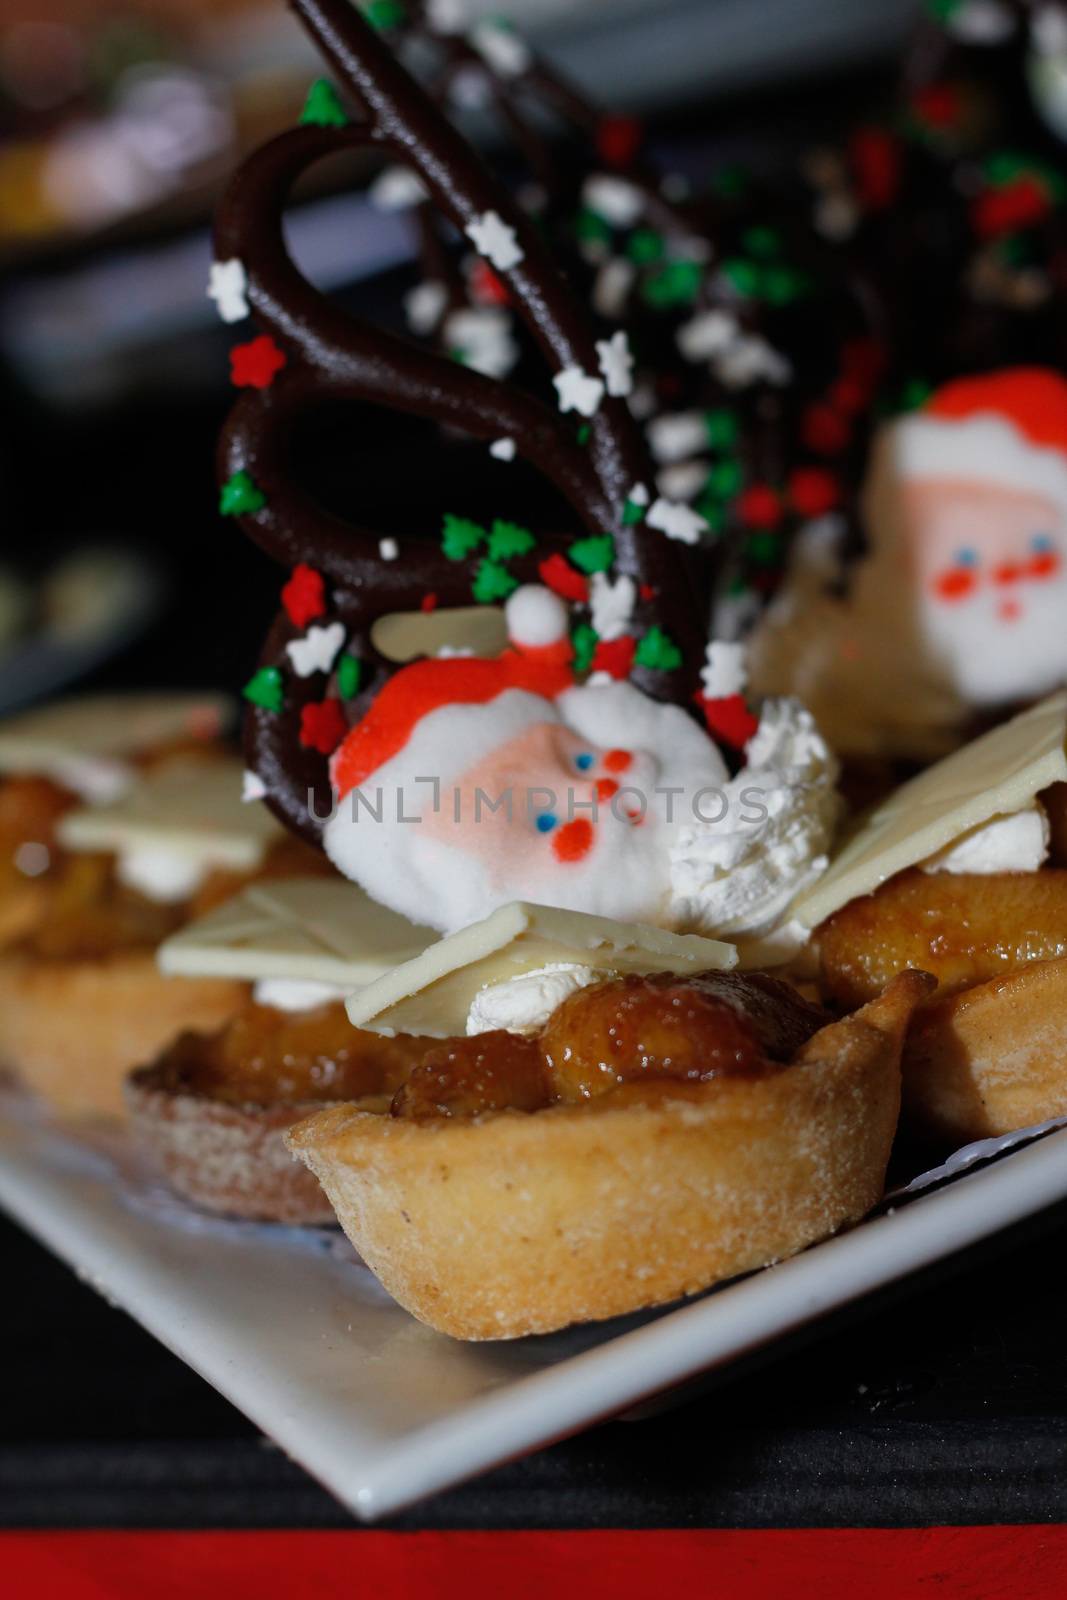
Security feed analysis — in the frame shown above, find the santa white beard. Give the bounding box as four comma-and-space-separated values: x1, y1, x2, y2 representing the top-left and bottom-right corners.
919, 574, 1067, 705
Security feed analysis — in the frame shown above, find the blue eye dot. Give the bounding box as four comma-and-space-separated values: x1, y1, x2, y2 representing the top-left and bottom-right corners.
535, 812, 558, 833
1032, 533, 1055, 553
574, 752, 595, 771
955, 547, 978, 567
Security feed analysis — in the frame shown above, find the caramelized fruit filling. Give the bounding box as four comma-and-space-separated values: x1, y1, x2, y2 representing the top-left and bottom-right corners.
817, 866, 1067, 1009
154, 972, 827, 1120
154, 1001, 427, 1107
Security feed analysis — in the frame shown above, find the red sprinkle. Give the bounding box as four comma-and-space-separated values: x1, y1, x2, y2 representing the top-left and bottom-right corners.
470, 260, 510, 305
698, 692, 758, 751
281, 564, 326, 627
972, 176, 1051, 239
788, 466, 840, 518
299, 697, 347, 755
639, 583, 656, 601
992, 561, 1023, 587
603, 748, 633, 773
596, 114, 642, 168
594, 777, 619, 802
849, 126, 901, 210
738, 485, 782, 529
801, 402, 850, 456
590, 636, 636, 679
910, 83, 960, 130
229, 334, 286, 390
552, 817, 595, 863
538, 553, 589, 603
420, 592, 439, 613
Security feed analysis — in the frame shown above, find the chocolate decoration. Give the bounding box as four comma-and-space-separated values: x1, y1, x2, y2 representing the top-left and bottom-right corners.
218, 0, 718, 843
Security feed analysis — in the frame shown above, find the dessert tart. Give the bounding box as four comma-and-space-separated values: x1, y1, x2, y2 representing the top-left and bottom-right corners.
288, 963, 928, 1339
793, 693, 1067, 1141
126, 1000, 426, 1224
123, 876, 435, 1219
0, 691, 231, 951
0, 756, 327, 1120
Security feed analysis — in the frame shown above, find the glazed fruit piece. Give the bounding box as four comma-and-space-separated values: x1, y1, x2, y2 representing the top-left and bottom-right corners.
816, 867, 1067, 1009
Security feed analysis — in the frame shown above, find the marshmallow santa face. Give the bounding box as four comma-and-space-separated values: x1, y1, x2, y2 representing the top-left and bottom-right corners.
887, 373, 1067, 707
906, 475, 1067, 704
323, 679, 730, 934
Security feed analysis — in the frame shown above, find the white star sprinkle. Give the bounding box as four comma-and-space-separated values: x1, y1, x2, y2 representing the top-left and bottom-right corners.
647, 498, 708, 545
648, 410, 707, 463
404, 279, 447, 335
286, 621, 345, 679
581, 174, 644, 228
444, 307, 518, 378
489, 437, 516, 460
657, 460, 708, 501
628, 481, 650, 507
676, 309, 738, 362
207, 258, 248, 323
469, 18, 531, 76
589, 571, 636, 642
369, 165, 428, 210
595, 329, 634, 397
379, 538, 399, 561
701, 640, 748, 698
553, 364, 604, 417
425, 0, 466, 32
241, 769, 267, 803
715, 334, 791, 389
465, 210, 523, 271
592, 258, 635, 318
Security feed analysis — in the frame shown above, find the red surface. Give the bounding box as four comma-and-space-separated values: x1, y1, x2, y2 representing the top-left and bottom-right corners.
1, 1527, 1065, 1600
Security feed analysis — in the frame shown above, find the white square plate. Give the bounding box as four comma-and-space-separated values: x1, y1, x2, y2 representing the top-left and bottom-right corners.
1, 1094, 1065, 1521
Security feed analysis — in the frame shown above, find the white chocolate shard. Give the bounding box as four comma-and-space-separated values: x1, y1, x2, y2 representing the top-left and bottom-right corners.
345, 900, 737, 1038
793, 691, 1067, 929
159, 877, 435, 986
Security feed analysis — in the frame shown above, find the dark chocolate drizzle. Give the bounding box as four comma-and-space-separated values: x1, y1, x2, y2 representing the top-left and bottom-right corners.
218, 0, 710, 841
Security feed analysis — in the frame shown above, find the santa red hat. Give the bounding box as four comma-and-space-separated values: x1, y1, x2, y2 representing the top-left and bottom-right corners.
892, 367, 1067, 511
330, 586, 574, 798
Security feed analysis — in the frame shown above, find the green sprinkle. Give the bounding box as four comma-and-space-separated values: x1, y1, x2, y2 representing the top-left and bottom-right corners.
713, 164, 748, 198
219, 470, 266, 517
336, 654, 362, 699
576, 424, 591, 446
441, 513, 486, 561
899, 378, 932, 412
626, 228, 664, 265
576, 208, 613, 245
703, 408, 739, 450
568, 534, 615, 574
634, 626, 682, 673
363, 0, 406, 27
571, 622, 599, 675
747, 531, 781, 567
742, 225, 781, 259
299, 79, 348, 128
641, 259, 702, 307
694, 497, 727, 535
763, 264, 811, 305
707, 458, 743, 499
487, 519, 535, 561
722, 257, 761, 298
472, 559, 519, 603
242, 666, 284, 713
449, 347, 468, 365
621, 495, 645, 527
